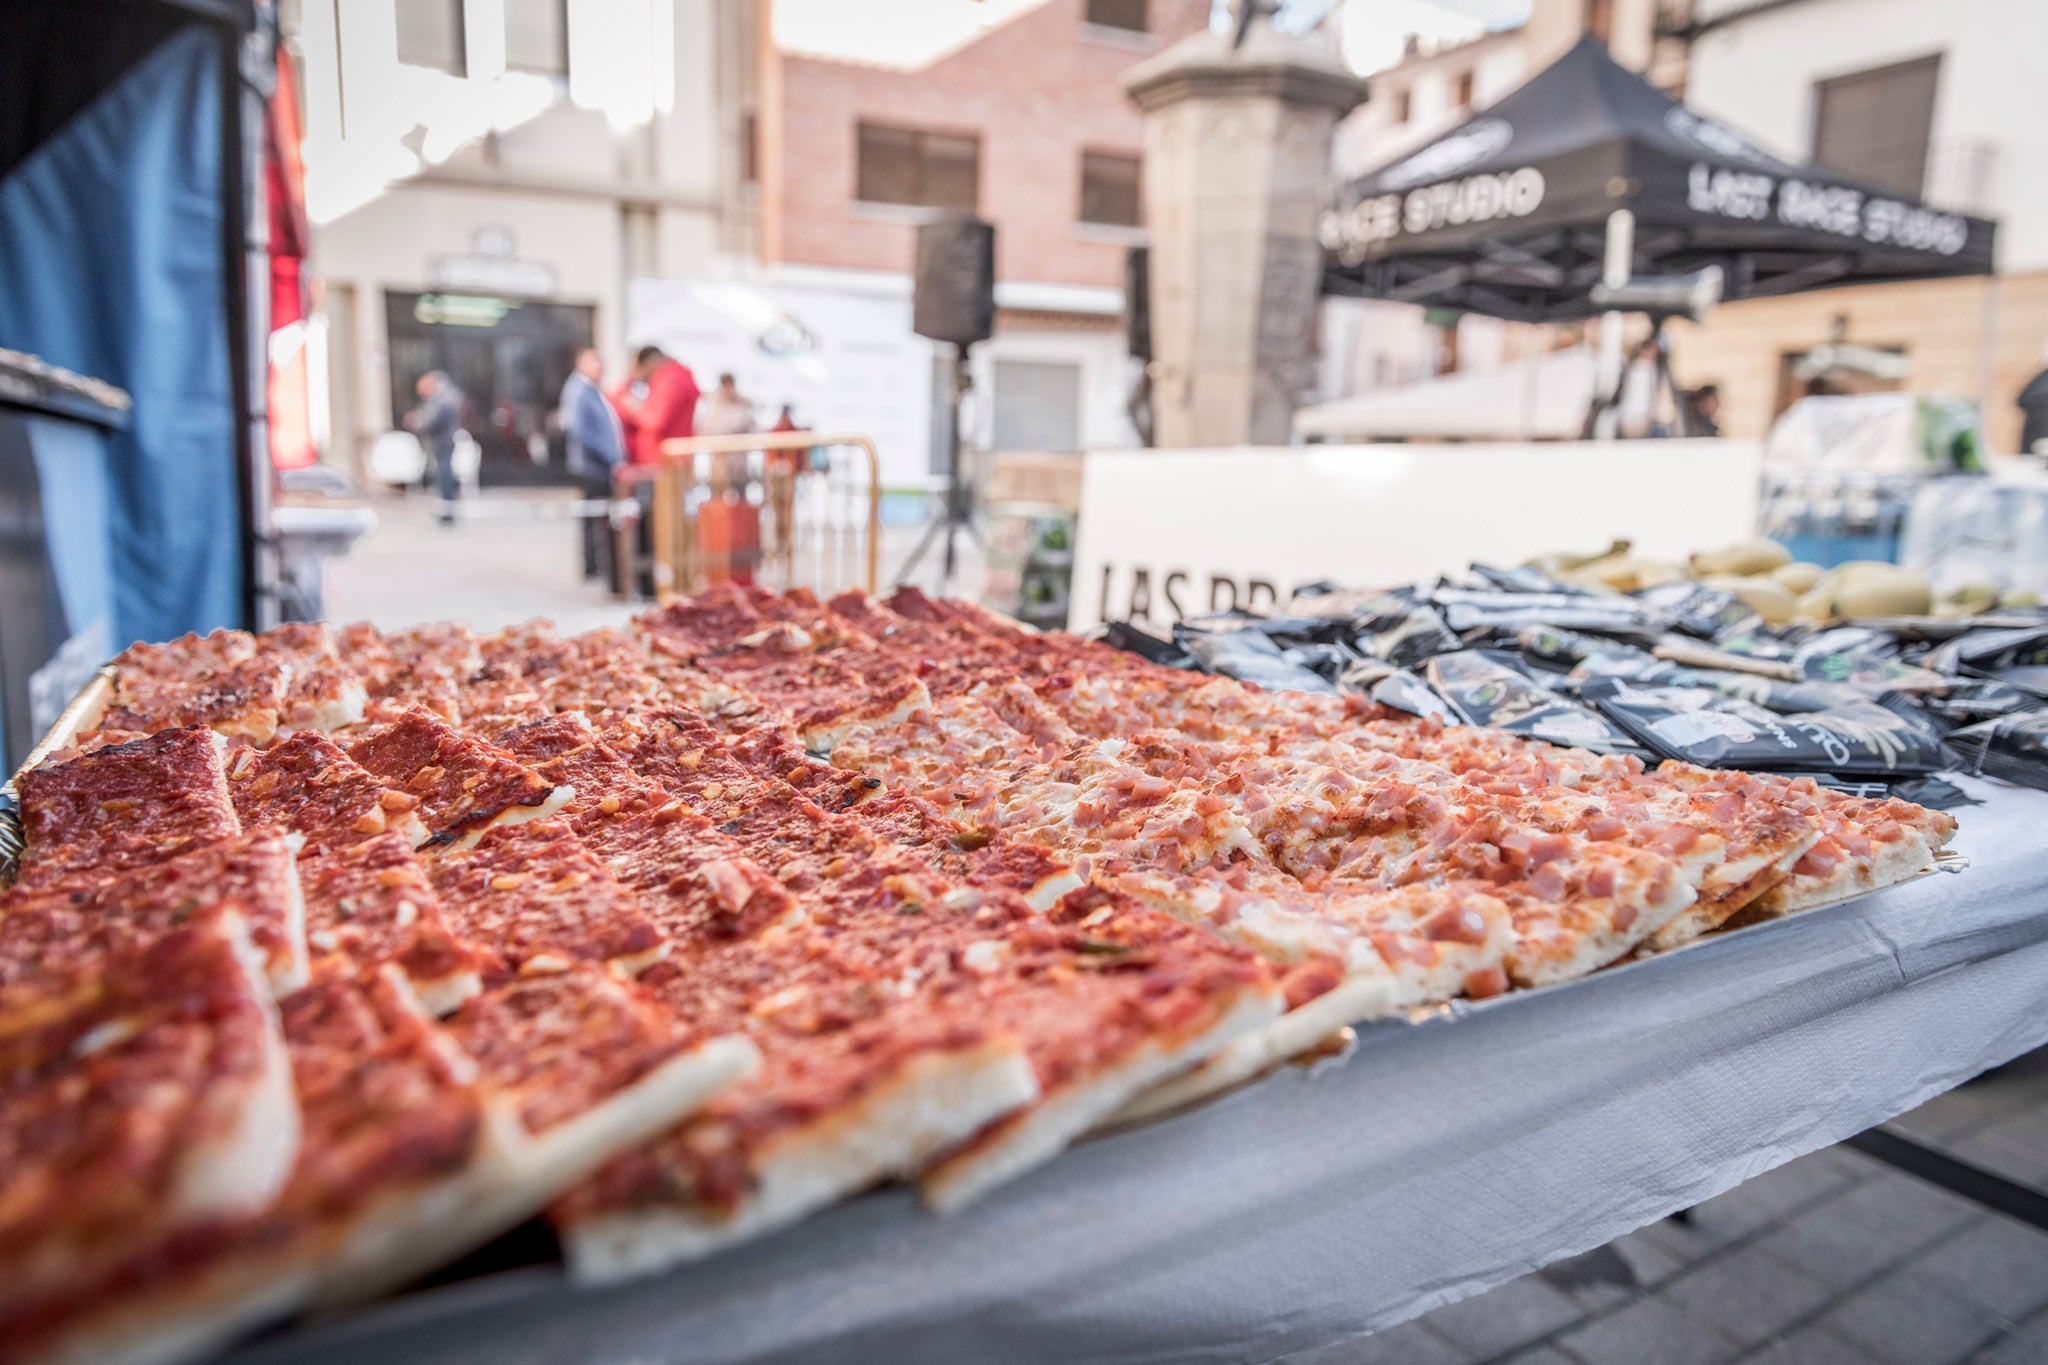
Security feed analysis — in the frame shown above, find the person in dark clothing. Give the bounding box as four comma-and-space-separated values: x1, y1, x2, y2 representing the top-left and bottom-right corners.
559, 347, 626, 582
405, 370, 465, 525
2019, 366, 2048, 457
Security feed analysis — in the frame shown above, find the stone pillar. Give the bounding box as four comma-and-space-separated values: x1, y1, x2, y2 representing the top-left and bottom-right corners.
1124, 2, 1366, 448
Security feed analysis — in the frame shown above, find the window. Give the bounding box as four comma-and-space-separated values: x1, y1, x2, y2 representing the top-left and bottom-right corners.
504, 0, 566, 75
1813, 55, 1940, 197
1085, 0, 1147, 32
396, 0, 466, 76
1452, 70, 1474, 111
1079, 150, 1141, 228
741, 112, 759, 186
856, 123, 979, 211
1391, 88, 1411, 125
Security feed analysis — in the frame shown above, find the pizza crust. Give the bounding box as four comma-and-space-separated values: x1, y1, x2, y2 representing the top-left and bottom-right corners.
316, 1033, 760, 1307
918, 986, 1280, 1212
563, 1041, 1038, 1283
1645, 830, 1820, 953
1737, 829, 1941, 924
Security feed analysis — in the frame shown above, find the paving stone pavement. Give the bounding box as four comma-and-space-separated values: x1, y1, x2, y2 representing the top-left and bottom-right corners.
320, 486, 983, 634
1293, 1049, 2048, 1364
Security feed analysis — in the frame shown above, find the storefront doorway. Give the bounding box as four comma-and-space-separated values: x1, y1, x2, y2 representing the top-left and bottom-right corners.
384, 291, 595, 486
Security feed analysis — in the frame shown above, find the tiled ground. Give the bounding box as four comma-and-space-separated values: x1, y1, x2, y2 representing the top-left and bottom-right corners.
319, 485, 982, 634
1291, 1050, 2048, 1365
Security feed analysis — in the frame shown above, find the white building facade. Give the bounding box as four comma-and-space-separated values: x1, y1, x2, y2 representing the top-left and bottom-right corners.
290, 0, 752, 482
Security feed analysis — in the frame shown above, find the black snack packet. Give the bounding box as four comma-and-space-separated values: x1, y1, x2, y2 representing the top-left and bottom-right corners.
1916, 679, 2043, 730
1789, 627, 1951, 694
1945, 713, 2048, 792
1994, 665, 2048, 698
1426, 651, 1648, 754
1363, 606, 1461, 668
1283, 640, 1364, 684
1339, 660, 1459, 724
1469, 562, 1592, 595
1433, 587, 1663, 639
1631, 580, 1762, 640
1923, 626, 2048, 677
1181, 628, 1339, 696
1099, 619, 1192, 669
1517, 626, 1652, 671
1579, 678, 1945, 777
1175, 611, 1351, 647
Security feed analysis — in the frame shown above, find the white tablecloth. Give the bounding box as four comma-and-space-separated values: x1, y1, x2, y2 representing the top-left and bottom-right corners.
231, 777, 2048, 1365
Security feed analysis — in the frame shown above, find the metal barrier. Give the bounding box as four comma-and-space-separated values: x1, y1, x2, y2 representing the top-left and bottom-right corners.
615, 430, 882, 600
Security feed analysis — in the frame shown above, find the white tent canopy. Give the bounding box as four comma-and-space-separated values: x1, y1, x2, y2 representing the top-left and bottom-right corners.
1293, 347, 1656, 442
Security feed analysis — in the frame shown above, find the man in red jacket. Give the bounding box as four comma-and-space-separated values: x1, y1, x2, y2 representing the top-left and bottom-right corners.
612, 344, 701, 466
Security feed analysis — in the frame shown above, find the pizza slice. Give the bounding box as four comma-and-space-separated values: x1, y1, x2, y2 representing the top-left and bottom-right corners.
294, 833, 485, 1014
425, 819, 670, 982
344, 709, 570, 850
1675, 770, 1958, 925
11, 726, 241, 896
99, 630, 290, 747
227, 731, 432, 856
0, 913, 298, 1344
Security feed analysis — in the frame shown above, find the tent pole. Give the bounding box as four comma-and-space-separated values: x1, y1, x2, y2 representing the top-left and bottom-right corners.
1594, 208, 1634, 440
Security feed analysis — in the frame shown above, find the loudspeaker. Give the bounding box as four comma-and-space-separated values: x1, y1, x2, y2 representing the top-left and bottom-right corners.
1589, 265, 1724, 322
913, 214, 995, 348
1123, 245, 1150, 362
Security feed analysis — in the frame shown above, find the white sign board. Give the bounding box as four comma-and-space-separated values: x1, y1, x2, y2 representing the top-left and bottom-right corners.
1069, 441, 1763, 629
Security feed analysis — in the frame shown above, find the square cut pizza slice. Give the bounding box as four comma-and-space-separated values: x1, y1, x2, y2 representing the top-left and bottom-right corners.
0, 913, 297, 1340
426, 819, 670, 983
11, 726, 242, 897
1660, 769, 1957, 925
294, 833, 485, 1015
2, 827, 309, 1002
228, 731, 432, 856
345, 709, 569, 850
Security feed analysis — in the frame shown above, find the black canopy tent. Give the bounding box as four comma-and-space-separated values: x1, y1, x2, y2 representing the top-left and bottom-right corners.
1319, 37, 1996, 323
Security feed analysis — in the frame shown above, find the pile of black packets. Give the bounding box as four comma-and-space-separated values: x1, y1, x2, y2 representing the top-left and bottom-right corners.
1097, 564, 2048, 809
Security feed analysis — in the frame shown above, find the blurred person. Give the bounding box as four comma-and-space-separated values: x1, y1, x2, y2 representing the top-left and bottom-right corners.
697, 372, 756, 490
2019, 363, 2048, 457
612, 345, 700, 466
1686, 383, 1722, 437
698, 372, 754, 438
609, 344, 701, 597
560, 347, 626, 584
765, 403, 803, 570
404, 369, 465, 526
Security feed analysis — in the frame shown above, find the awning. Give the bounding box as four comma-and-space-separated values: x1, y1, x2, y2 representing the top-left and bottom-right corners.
1320, 37, 1996, 322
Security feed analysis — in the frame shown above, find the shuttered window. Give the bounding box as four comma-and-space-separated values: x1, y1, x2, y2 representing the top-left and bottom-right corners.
1813, 56, 1940, 197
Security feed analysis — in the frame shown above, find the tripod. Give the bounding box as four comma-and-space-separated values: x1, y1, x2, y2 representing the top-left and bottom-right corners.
895, 344, 982, 591
1581, 315, 1695, 439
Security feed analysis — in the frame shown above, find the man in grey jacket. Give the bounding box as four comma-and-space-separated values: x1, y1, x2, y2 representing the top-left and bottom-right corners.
405, 369, 465, 525
560, 348, 627, 581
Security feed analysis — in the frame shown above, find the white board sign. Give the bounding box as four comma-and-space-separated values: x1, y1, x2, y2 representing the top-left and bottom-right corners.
1069, 441, 1763, 630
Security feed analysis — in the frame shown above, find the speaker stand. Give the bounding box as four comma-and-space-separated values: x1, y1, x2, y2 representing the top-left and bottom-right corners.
895, 345, 983, 593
